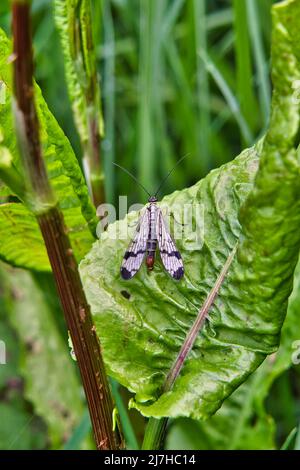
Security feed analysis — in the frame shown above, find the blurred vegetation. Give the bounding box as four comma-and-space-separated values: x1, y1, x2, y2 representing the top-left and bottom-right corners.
0, 0, 273, 203
0, 0, 299, 450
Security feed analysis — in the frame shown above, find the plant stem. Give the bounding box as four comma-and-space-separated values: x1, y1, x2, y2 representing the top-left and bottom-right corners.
142, 244, 238, 450
142, 418, 168, 451
110, 379, 139, 450
193, 0, 210, 174
54, 0, 105, 208
37, 207, 122, 449
11, 0, 123, 450
86, 111, 105, 207
81, 0, 105, 208
246, 0, 270, 127
233, 0, 256, 136
12, 0, 54, 206
102, 0, 115, 204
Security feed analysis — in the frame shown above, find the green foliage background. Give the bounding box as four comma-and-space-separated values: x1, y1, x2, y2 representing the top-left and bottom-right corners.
0, 0, 300, 450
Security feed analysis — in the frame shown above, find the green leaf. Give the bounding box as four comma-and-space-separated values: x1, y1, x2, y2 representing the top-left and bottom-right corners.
0, 200, 98, 271
0, 403, 46, 450
0, 265, 48, 450
80, 145, 261, 420
0, 181, 12, 202
0, 204, 49, 270
80, 0, 300, 420
281, 427, 297, 450
0, 27, 97, 271
166, 382, 276, 450
5, 267, 85, 448
0, 301, 21, 387
0, 144, 25, 199
294, 423, 300, 450
166, 256, 300, 450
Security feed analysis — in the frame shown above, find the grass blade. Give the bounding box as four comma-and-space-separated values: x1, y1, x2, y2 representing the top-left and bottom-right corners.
162, 0, 185, 39
102, 0, 115, 204
201, 51, 253, 145
233, 0, 257, 134
206, 8, 232, 30
111, 380, 139, 450
193, 0, 210, 173
63, 410, 91, 450
294, 422, 300, 450
280, 427, 297, 450
246, 0, 271, 127
138, 0, 166, 195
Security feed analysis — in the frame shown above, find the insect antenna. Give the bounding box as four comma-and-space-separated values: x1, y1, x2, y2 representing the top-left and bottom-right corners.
154, 154, 189, 198
113, 162, 152, 197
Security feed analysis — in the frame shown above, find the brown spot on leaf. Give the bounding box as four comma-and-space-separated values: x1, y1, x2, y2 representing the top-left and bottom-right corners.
25, 339, 41, 354
11, 286, 24, 301
121, 290, 131, 300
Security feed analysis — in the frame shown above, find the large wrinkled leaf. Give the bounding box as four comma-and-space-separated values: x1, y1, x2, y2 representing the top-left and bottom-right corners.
166, 259, 300, 450
80, 0, 300, 420
0, 28, 97, 271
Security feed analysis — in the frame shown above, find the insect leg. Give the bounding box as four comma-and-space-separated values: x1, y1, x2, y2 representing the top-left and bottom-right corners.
169, 211, 187, 227
128, 210, 142, 228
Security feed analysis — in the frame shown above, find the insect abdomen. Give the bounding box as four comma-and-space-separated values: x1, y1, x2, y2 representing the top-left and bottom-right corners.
146, 240, 157, 271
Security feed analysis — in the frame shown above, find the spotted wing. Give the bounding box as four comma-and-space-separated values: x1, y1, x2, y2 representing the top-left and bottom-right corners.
156, 209, 184, 280
121, 209, 149, 280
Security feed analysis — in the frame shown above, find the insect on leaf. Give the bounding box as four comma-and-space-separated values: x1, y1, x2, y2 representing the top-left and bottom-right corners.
121, 203, 184, 280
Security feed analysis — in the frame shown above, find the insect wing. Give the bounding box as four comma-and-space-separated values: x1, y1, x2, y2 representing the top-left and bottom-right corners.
156, 209, 184, 280
121, 209, 149, 280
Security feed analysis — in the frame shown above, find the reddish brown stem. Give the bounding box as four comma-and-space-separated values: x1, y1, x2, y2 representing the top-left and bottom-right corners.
12, 0, 52, 201
38, 208, 122, 449
12, 0, 123, 449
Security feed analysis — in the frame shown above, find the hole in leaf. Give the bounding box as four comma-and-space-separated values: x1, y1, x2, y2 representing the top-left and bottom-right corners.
121, 290, 131, 300
293, 123, 300, 149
